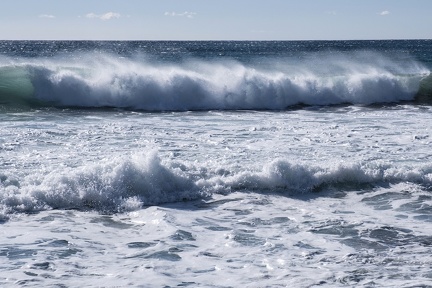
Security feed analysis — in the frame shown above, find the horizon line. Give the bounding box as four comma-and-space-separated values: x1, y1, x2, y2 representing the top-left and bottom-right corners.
1, 38, 431, 42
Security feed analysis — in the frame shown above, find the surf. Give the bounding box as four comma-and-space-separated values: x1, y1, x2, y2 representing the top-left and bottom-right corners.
0, 51, 430, 111
2, 150, 432, 218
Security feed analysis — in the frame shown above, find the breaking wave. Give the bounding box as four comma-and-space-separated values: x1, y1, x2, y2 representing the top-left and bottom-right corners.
2, 151, 432, 218
0, 52, 430, 111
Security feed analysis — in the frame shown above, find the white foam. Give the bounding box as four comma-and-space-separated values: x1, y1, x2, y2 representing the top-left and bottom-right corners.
0, 151, 203, 215
3, 151, 432, 216
200, 160, 432, 195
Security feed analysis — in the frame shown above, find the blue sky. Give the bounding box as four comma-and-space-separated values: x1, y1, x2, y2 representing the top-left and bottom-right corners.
1, 0, 431, 40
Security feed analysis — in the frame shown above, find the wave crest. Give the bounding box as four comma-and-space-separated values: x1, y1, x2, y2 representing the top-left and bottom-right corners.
2, 152, 432, 218
201, 160, 432, 194
0, 52, 429, 110
0, 152, 203, 215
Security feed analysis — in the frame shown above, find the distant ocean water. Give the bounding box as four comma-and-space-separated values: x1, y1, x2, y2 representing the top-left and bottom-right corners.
1, 40, 432, 287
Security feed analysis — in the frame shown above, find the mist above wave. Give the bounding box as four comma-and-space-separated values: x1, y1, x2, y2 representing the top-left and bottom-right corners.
1, 51, 429, 110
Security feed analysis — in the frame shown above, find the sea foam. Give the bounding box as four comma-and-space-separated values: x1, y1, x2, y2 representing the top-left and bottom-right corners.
0, 152, 203, 216
2, 151, 432, 218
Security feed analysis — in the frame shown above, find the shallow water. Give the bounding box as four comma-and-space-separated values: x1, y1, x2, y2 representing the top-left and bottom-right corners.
2, 188, 432, 287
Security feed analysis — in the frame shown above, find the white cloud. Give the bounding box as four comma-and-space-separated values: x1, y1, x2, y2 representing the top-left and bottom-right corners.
380, 10, 390, 16
164, 11, 197, 19
39, 14, 55, 19
86, 12, 121, 21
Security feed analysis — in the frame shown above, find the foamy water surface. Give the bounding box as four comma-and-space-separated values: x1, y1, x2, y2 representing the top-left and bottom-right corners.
2, 106, 432, 287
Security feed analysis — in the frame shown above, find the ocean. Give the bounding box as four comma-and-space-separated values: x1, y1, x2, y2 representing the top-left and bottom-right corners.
1, 40, 432, 287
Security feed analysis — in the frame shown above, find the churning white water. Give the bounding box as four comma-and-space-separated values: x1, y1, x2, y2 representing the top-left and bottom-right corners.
2, 105, 432, 287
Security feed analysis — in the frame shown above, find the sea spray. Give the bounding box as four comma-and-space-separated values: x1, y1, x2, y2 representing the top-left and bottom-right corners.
0, 152, 203, 215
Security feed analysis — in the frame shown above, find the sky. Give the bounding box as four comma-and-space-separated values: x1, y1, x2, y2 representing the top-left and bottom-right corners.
1, 0, 431, 40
